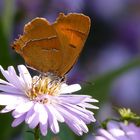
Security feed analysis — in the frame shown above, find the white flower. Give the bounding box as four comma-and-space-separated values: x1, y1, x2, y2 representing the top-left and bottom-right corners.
94, 121, 140, 140
0, 65, 98, 136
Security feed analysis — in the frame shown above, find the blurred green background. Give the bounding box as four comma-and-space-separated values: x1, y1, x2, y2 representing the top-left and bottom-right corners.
0, 0, 140, 140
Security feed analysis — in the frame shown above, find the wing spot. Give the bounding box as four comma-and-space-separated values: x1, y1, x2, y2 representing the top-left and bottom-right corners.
42, 48, 60, 52
69, 44, 76, 49
64, 28, 86, 35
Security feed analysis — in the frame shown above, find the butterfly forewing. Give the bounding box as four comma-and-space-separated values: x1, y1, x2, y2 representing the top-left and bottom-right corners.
12, 18, 57, 53
22, 37, 63, 73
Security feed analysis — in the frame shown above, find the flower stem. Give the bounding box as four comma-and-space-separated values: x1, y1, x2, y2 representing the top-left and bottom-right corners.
34, 126, 40, 140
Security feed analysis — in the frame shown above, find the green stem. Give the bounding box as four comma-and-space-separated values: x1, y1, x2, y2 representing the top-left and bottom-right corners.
34, 126, 40, 140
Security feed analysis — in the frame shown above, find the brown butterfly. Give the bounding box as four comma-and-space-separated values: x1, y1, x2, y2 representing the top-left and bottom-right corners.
12, 13, 91, 77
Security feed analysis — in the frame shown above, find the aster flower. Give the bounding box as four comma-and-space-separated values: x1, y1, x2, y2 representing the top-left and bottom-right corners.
0, 65, 98, 136
94, 121, 140, 140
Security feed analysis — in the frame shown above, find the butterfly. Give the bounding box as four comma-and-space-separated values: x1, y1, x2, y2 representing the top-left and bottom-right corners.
12, 13, 91, 77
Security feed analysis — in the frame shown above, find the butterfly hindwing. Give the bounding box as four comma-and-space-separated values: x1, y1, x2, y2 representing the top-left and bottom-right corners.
53, 13, 91, 75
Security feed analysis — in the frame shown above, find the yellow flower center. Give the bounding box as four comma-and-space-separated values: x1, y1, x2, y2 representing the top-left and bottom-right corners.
26, 75, 63, 101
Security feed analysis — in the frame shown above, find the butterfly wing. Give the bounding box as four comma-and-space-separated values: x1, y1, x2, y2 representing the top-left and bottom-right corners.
12, 13, 91, 77
12, 18, 52, 53
12, 18, 63, 74
53, 13, 91, 76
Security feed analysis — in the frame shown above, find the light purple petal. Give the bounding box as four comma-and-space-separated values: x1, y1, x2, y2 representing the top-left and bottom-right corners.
12, 111, 25, 118
18, 65, 32, 89
68, 102, 94, 117
0, 79, 13, 86
0, 66, 12, 83
25, 107, 35, 123
107, 121, 128, 140
12, 101, 33, 119
49, 104, 64, 122
60, 84, 81, 94
40, 122, 48, 136
46, 105, 59, 134
58, 95, 92, 104
58, 102, 89, 132
28, 114, 39, 129
120, 123, 140, 140
55, 105, 79, 124
13, 101, 33, 115
7, 66, 24, 89
95, 121, 140, 140
1, 104, 17, 113
65, 118, 83, 136
25, 107, 39, 129
84, 97, 99, 103
78, 102, 99, 109
77, 119, 88, 133
94, 136, 108, 140
0, 85, 23, 95
34, 103, 48, 125
97, 129, 116, 140
55, 104, 88, 133
12, 114, 26, 127
0, 93, 26, 106
59, 94, 91, 98
58, 102, 95, 123
0, 66, 22, 89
